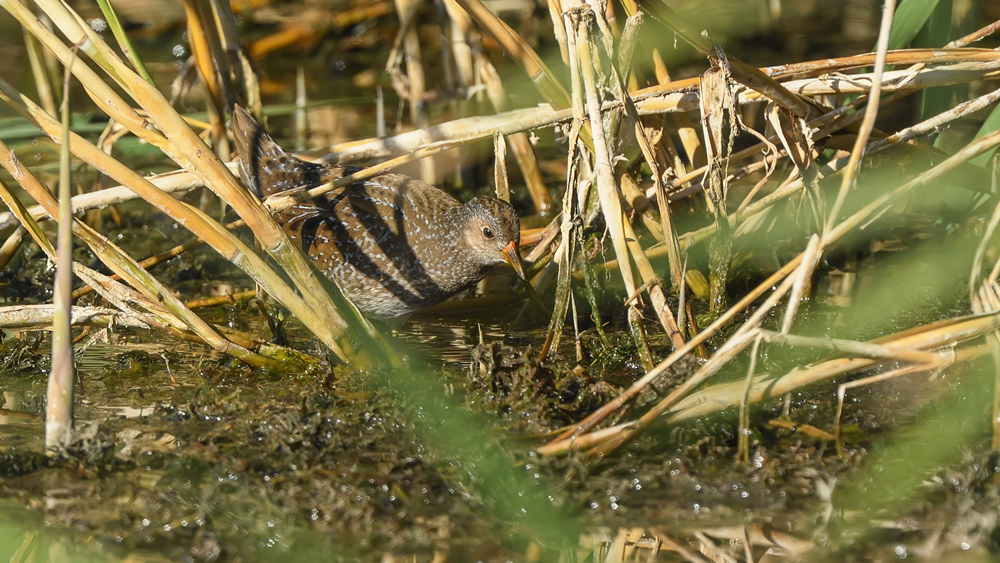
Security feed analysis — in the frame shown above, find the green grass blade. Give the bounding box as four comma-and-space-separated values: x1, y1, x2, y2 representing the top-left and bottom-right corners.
889, 0, 942, 49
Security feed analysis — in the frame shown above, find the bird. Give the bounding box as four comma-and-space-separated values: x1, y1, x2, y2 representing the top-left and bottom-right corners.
231, 105, 526, 322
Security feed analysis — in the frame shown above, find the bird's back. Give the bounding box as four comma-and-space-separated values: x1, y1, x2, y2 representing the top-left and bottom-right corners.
233, 106, 481, 320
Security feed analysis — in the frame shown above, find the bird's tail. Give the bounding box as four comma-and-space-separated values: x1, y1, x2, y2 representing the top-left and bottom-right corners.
231, 104, 333, 199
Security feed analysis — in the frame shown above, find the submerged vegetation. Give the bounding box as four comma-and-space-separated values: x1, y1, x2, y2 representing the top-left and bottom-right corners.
2, 0, 1000, 560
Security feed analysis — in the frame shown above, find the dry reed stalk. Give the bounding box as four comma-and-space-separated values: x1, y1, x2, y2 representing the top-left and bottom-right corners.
754, 47, 1000, 79
659, 88, 904, 207
737, 335, 762, 460
544, 0, 569, 65
698, 49, 739, 313
611, 29, 685, 298
70, 227, 227, 300
0, 305, 149, 331
780, 234, 822, 333
620, 215, 685, 349
765, 0, 896, 380
184, 290, 254, 310
948, 19, 1000, 47
441, 0, 476, 90
195, 0, 258, 115
213, 0, 260, 114
322, 100, 572, 164
969, 115, 1000, 449
563, 4, 674, 360
30, 0, 332, 311
493, 133, 509, 202
756, 63, 1000, 100
628, 306, 654, 372
587, 11, 687, 345
0, 162, 310, 371
300, 48, 1000, 167
439, 0, 480, 190
667, 341, 975, 428
265, 138, 468, 210
645, 527, 713, 562
760, 330, 944, 365
630, 59, 1000, 116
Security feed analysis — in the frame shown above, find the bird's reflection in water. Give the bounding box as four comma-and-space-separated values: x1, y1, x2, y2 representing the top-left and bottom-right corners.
395, 318, 510, 367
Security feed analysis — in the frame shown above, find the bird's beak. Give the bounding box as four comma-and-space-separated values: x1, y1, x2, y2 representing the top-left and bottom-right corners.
502, 240, 527, 280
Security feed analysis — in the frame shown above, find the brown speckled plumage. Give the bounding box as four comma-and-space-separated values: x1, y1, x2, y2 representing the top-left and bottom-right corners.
232, 106, 523, 321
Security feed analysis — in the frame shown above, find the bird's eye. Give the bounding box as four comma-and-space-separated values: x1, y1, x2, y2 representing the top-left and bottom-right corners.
482, 226, 494, 239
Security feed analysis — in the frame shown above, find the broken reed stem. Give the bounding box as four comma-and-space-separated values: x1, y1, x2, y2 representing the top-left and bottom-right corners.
0, 168, 216, 232
947, 18, 1000, 47
669, 342, 972, 429
46, 58, 76, 454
